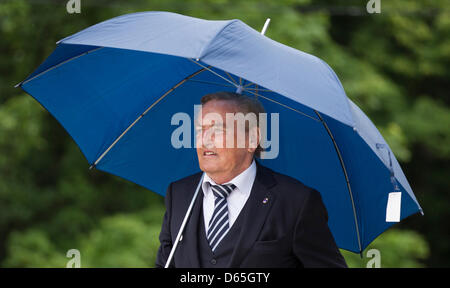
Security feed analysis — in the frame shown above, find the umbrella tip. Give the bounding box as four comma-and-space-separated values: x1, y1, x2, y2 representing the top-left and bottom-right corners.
89, 164, 96, 170
260, 18, 271, 35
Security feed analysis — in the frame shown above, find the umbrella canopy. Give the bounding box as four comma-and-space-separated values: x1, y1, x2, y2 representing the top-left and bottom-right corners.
17, 11, 422, 253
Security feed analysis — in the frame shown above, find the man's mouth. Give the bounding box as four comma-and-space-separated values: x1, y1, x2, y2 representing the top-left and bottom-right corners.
203, 151, 217, 156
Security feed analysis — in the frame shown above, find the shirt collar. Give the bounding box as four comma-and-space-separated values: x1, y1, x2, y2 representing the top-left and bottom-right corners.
202, 159, 257, 196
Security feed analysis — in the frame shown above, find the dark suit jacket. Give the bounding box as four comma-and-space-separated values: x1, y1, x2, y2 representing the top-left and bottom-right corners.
155, 162, 347, 268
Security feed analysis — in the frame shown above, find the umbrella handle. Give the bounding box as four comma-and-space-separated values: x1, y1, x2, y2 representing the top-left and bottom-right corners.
164, 173, 204, 268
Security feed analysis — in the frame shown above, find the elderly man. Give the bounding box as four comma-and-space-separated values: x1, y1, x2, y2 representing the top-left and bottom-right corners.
156, 91, 347, 268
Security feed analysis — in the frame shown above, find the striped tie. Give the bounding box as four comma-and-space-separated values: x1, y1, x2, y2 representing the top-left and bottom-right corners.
207, 183, 237, 252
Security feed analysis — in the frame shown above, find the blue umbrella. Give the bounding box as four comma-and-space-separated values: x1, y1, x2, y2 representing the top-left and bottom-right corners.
16, 11, 422, 254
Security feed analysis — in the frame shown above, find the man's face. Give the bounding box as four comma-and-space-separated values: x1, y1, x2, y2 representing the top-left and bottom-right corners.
196, 100, 255, 182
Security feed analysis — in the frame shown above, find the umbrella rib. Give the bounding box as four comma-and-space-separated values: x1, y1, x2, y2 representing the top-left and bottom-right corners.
89, 66, 208, 169
188, 59, 239, 89
244, 83, 255, 89
186, 79, 236, 88
314, 110, 363, 254
224, 71, 238, 85
243, 82, 257, 88
243, 88, 321, 123
15, 47, 104, 88
184, 62, 319, 124
244, 87, 272, 92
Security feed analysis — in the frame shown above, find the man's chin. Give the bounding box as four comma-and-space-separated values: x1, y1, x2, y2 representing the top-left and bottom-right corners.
199, 162, 221, 174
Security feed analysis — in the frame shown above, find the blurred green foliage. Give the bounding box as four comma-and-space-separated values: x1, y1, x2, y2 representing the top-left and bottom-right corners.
342, 230, 429, 268
0, 0, 448, 267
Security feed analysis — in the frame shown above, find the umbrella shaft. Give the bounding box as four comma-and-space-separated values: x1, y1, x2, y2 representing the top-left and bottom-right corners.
165, 173, 204, 268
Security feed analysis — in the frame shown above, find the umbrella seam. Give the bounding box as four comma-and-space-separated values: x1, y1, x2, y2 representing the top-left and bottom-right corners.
16, 46, 104, 88
90, 66, 208, 169
197, 19, 240, 60
314, 110, 363, 254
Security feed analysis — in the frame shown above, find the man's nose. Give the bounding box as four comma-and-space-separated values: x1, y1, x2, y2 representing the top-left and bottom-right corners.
202, 128, 215, 149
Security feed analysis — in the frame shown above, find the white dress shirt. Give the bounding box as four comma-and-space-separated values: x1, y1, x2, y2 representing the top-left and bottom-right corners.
202, 160, 257, 233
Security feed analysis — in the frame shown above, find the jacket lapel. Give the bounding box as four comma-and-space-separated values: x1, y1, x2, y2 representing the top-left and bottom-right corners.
228, 162, 277, 267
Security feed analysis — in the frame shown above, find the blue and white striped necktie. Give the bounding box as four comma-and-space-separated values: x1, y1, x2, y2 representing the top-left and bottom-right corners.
207, 183, 237, 252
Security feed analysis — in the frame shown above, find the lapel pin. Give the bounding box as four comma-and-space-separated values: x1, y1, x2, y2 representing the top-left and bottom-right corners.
262, 197, 269, 204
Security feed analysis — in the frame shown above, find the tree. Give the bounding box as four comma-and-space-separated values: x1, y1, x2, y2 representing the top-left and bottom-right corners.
0, 0, 447, 267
